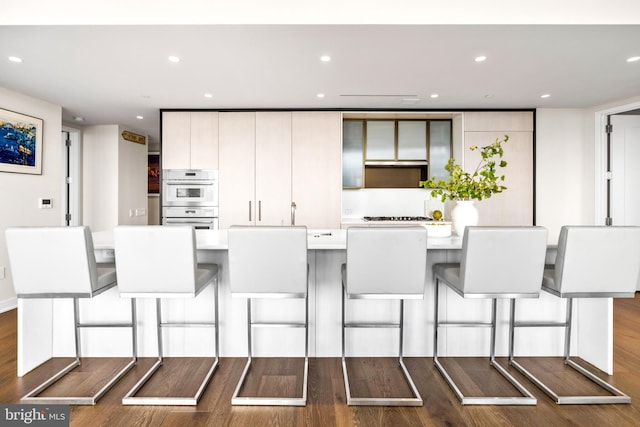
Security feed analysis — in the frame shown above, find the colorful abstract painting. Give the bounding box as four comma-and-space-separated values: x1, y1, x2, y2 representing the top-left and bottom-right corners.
0, 108, 43, 174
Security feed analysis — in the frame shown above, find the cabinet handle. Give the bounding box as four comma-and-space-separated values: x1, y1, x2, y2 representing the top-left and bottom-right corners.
258, 200, 262, 222
291, 202, 296, 226
248, 201, 252, 222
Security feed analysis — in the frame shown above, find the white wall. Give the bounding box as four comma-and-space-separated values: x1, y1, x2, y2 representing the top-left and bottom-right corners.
83, 125, 148, 231
82, 125, 119, 231
0, 87, 63, 308
117, 127, 148, 225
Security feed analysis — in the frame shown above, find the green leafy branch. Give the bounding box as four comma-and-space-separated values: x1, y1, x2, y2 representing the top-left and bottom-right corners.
419, 135, 509, 202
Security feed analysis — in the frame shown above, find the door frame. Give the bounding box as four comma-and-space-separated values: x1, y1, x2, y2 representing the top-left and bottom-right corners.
594, 100, 640, 225
62, 125, 82, 226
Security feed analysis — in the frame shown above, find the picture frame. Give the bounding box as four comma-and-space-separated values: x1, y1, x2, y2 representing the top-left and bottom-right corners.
0, 108, 43, 175
148, 152, 160, 194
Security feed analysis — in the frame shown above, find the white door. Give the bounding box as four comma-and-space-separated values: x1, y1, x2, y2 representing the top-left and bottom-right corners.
610, 114, 640, 226
609, 114, 640, 289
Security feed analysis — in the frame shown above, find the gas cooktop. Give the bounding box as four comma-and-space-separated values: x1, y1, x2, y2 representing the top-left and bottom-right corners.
363, 216, 432, 221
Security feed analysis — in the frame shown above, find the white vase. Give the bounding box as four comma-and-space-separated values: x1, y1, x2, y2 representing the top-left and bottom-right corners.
451, 200, 479, 236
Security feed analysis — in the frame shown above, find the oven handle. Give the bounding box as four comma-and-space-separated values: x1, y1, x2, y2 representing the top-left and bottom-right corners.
164, 181, 215, 186
165, 219, 215, 224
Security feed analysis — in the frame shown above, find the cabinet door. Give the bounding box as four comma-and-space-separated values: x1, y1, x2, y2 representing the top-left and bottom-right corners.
397, 120, 427, 160
190, 112, 219, 169
465, 131, 533, 226
256, 112, 292, 225
365, 120, 395, 160
219, 112, 256, 228
292, 112, 342, 229
162, 112, 191, 169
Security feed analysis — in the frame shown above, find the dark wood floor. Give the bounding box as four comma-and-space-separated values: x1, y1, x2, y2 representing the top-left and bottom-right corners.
3, 295, 640, 426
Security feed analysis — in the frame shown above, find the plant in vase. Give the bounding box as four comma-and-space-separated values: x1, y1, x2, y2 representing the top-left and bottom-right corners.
419, 135, 509, 235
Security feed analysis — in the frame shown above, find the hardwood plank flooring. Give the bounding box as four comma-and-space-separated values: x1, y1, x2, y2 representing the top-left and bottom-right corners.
2, 294, 640, 426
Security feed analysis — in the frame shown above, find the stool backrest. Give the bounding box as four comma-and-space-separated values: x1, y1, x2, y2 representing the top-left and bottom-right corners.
6, 226, 99, 296
554, 226, 640, 296
345, 226, 428, 297
114, 226, 198, 294
460, 226, 548, 295
228, 226, 308, 296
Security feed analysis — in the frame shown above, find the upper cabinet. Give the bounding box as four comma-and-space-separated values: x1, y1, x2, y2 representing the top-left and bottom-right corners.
162, 111, 218, 170
343, 117, 452, 189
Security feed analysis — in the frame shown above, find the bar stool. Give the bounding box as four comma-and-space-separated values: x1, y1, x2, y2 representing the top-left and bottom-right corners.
433, 226, 547, 405
114, 225, 219, 406
227, 226, 309, 406
509, 225, 640, 404
5, 226, 136, 405
342, 226, 427, 406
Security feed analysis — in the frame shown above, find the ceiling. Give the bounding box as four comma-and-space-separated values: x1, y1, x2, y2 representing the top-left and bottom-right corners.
1, 24, 639, 144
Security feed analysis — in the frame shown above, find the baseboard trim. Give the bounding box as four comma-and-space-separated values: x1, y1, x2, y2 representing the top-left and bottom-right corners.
0, 297, 17, 313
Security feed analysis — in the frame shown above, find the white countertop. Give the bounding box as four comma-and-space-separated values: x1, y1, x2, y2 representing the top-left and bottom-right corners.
93, 229, 463, 251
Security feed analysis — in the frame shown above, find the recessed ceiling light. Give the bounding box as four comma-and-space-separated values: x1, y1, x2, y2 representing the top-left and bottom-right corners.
136, 115, 144, 120
475, 55, 487, 62
8, 56, 22, 63
204, 93, 213, 98
168, 56, 180, 63
430, 94, 439, 99
541, 94, 551, 98
627, 56, 640, 63
320, 55, 331, 62
317, 93, 325, 98
73, 116, 84, 122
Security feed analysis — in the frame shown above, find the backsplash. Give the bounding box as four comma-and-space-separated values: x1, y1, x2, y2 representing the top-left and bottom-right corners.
342, 189, 450, 219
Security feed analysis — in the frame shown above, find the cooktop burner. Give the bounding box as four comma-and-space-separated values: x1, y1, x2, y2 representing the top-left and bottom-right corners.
363, 216, 432, 221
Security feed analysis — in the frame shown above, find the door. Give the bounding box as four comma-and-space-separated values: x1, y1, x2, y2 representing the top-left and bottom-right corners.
62, 127, 81, 226
609, 114, 640, 226
608, 114, 640, 290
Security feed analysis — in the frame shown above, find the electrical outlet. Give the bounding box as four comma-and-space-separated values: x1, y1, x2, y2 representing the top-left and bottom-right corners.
136, 208, 146, 216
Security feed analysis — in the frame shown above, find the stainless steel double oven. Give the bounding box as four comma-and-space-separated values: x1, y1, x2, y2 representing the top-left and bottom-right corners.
162, 169, 218, 229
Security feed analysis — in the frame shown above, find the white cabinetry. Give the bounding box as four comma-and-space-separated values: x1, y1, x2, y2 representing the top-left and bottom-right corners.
292, 112, 342, 229
162, 111, 218, 170
218, 112, 292, 228
463, 111, 534, 226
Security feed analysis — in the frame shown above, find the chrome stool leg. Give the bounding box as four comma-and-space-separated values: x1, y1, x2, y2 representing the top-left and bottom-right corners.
509, 298, 630, 404
433, 279, 537, 405
341, 283, 423, 406
232, 289, 309, 406
122, 279, 219, 406
21, 297, 137, 405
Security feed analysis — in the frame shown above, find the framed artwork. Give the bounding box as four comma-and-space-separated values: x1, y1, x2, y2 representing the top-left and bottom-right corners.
0, 108, 43, 174
148, 153, 160, 194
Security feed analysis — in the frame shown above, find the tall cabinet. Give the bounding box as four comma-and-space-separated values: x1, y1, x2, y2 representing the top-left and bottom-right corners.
292, 112, 342, 229
218, 112, 292, 228
463, 111, 534, 226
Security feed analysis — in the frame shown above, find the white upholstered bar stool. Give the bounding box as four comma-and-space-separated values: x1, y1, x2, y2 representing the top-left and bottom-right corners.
5, 226, 136, 405
509, 225, 640, 404
342, 226, 427, 406
114, 225, 219, 406
433, 226, 547, 405
227, 226, 309, 406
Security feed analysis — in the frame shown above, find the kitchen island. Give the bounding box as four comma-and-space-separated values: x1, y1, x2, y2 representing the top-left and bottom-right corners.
17, 230, 614, 378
